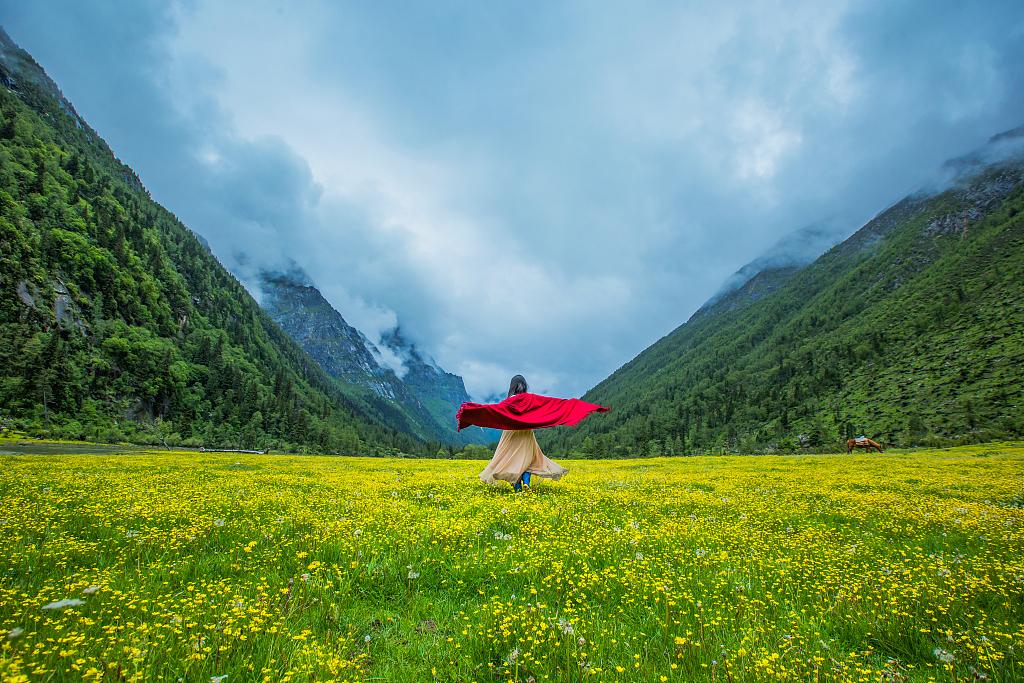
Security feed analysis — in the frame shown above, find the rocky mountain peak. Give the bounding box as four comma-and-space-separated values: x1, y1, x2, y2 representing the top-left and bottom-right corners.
257, 268, 488, 444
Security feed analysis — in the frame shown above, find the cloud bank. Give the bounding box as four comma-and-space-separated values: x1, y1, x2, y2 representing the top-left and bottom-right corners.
4, 1, 1023, 398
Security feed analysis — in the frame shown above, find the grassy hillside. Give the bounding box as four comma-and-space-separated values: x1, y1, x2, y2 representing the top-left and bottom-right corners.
545, 158, 1024, 457
0, 30, 432, 455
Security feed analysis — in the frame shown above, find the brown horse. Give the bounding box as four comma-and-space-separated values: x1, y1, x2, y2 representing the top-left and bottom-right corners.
846, 437, 883, 454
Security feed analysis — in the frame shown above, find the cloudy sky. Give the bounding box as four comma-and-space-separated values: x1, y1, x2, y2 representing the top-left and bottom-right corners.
4, 1, 1024, 398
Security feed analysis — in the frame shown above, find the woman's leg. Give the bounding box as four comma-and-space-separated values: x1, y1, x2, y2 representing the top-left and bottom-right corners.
521, 471, 532, 488
512, 477, 523, 493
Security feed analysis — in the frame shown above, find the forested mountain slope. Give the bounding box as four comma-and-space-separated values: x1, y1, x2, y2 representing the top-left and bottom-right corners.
0, 27, 431, 454
260, 270, 490, 445
544, 132, 1024, 456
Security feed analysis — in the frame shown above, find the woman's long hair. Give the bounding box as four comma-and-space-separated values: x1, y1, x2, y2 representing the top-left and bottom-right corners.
507, 374, 528, 398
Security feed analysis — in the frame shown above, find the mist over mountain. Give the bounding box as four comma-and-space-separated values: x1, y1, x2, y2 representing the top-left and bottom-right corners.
0, 27, 438, 453
5, 3, 1024, 399
544, 127, 1024, 455
258, 268, 492, 445
3, 11, 1024, 457
698, 219, 851, 315
696, 127, 1024, 323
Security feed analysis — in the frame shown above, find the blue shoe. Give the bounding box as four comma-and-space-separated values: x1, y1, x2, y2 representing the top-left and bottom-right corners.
521, 472, 532, 489
512, 478, 523, 493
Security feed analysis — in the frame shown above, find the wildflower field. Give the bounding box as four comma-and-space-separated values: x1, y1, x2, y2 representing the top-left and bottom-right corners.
1, 444, 1022, 682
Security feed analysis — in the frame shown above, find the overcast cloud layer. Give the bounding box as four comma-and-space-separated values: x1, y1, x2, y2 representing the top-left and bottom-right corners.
4, 1, 1024, 398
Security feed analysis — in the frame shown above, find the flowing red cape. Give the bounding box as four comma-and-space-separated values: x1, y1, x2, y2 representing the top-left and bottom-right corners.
456, 392, 610, 432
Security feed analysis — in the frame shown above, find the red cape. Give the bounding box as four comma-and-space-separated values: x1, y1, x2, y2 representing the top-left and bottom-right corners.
456, 392, 610, 431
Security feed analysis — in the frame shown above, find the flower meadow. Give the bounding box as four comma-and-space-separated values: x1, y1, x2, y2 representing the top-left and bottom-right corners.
1, 444, 1022, 682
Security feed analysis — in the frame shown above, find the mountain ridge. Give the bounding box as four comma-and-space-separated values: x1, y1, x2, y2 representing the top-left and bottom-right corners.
542, 127, 1024, 456
258, 269, 491, 444
0, 26, 433, 454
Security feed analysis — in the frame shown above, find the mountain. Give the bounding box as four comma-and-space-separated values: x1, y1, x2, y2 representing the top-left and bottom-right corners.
0, 27, 432, 454
695, 220, 849, 318
378, 326, 499, 444
543, 128, 1024, 456
258, 269, 491, 444
259, 269, 398, 397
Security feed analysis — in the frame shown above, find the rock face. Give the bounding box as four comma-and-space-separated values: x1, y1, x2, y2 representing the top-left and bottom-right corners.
260, 270, 397, 398
259, 270, 492, 445
379, 326, 495, 441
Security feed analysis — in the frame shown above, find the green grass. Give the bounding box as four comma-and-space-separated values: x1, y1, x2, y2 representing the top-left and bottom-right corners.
1, 443, 1022, 681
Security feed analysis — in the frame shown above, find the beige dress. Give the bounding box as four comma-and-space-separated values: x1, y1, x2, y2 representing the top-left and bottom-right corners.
479, 429, 568, 485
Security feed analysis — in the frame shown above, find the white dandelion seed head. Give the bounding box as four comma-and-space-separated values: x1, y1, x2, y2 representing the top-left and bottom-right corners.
42, 598, 84, 610
82, 586, 100, 595
7, 627, 24, 639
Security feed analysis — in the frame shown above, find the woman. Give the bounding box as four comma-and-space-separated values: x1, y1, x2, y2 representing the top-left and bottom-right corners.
457, 375, 609, 492
478, 375, 568, 491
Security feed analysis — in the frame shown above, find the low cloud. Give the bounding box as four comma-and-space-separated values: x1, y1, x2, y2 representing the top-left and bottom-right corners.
4, 1, 1023, 399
